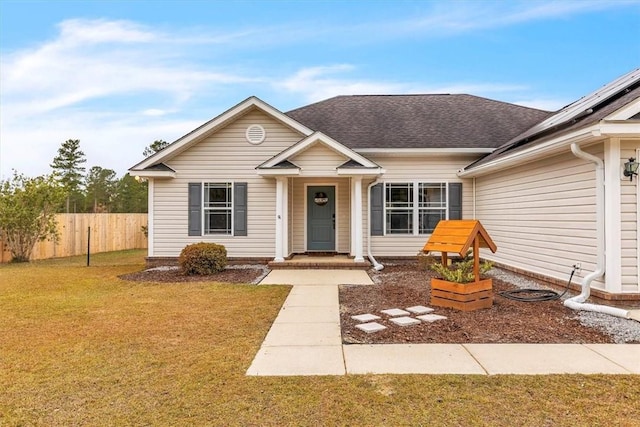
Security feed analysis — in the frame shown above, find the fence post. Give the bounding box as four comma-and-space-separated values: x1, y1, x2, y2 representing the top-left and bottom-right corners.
87, 226, 91, 266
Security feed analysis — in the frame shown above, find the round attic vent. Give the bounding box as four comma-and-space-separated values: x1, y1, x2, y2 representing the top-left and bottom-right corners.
245, 124, 266, 144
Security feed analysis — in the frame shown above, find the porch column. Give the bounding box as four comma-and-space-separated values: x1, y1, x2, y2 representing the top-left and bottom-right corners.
604, 138, 622, 292
274, 177, 288, 262
353, 176, 364, 262
147, 178, 154, 257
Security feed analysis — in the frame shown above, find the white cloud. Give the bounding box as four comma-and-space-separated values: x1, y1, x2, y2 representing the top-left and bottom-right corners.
368, 0, 636, 37
0, 18, 259, 178
277, 65, 406, 102
276, 65, 530, 103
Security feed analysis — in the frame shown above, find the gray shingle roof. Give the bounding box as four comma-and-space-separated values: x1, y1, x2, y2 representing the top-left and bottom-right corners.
285, 94, 551, 149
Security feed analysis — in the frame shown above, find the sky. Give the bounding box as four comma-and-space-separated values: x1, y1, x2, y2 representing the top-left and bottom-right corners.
1, 0, 639, 179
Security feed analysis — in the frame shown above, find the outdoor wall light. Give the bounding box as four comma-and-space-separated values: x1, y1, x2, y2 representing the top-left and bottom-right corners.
623, 157, 639, 181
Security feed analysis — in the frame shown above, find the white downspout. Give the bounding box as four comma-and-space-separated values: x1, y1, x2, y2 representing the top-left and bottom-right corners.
367, 179, 384, 271
565, 143, 630, 319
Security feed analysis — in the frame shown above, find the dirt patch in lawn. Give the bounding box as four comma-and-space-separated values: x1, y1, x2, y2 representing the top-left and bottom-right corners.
340, 263, 616, 344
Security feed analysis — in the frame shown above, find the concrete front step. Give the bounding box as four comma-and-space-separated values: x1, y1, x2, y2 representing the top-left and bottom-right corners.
268, 254, 371, 270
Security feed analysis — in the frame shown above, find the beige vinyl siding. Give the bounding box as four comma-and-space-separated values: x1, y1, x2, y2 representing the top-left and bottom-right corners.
291, 177, 350, 253
621, 139, 640, 292
152, 109, 304, 258
366, 155, 477, 257
474, 145, 604, 289
290, 142, 349, 176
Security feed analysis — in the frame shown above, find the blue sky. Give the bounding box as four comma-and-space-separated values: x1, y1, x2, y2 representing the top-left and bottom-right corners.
1, 0, 639, 179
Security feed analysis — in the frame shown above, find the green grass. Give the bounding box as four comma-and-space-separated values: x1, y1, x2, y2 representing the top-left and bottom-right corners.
1, 250, 639, 426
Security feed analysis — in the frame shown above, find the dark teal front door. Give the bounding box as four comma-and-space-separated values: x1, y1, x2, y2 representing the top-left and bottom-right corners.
307, 186, 335, 251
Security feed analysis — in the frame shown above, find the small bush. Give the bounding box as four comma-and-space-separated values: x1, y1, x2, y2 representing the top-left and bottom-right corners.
179, 242, 227, 275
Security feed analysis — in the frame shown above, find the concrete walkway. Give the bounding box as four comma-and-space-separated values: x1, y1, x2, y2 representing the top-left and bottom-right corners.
246, 270, 640, 376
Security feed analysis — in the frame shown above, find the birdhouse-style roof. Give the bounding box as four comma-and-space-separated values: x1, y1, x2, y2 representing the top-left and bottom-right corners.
423, 220, 497, 257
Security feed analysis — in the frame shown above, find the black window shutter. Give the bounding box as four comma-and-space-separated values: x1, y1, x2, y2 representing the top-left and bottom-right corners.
188, 183, 202, 236
234, 182, 248, 236
370, 183, 384, 236
448, 182, 462, 220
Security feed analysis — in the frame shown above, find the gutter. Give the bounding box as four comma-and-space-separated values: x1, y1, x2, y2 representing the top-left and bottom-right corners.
564, 143, 631, 319
367, 179, 384, 271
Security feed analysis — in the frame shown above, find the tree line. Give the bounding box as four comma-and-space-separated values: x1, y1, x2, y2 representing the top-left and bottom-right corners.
50, 138, 168, 213
0, 138, 168, 261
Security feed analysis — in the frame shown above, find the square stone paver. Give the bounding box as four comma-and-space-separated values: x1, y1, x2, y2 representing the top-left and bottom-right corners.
390, 316, 421, 327
406, 305, 434, 315
352, 313, 381, 322
417, 314, 448, 322
381, 308, 410, 317
356, 322, 387, 333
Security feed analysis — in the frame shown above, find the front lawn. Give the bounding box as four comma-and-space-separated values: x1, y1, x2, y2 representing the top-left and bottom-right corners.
1, 251, 638, 426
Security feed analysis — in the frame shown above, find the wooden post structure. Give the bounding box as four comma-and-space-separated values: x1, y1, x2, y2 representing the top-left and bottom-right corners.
423, 220, 497, 283
423, 220, 498, 311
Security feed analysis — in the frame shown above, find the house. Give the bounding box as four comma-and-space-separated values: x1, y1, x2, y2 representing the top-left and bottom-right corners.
130, 68, 640, 301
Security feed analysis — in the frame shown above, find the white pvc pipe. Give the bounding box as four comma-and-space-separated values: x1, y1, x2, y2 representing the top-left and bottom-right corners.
367, 179, 384, 271
565, 143, 630, 319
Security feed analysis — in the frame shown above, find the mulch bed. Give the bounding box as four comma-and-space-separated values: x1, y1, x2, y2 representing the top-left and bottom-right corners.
118, 266, 266, 284
340, 263, 614, 344
120, 262, 622, 344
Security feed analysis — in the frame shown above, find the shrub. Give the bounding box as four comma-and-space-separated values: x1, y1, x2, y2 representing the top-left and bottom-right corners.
429, 250, 492, 283
179, 242, 227, 275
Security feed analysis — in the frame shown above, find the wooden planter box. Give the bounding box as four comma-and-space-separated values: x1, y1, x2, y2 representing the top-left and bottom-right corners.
430, 278, 493, 311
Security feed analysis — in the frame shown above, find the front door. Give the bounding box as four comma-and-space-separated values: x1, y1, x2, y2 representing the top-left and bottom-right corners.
307, 186, 336, 251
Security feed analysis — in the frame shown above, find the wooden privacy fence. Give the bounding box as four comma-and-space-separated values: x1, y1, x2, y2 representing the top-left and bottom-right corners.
0, 213, 148, 263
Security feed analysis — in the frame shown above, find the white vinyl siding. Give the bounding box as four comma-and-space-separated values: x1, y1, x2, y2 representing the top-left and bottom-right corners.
621, 139, 640, 292
365, 155, 476, 256
474, 146, 604, 289
290, 142, 349, 176
152, 109, 304, 258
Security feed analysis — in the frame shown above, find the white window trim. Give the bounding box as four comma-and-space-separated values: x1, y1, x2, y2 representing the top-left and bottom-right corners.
202, 181, 235, 236
383, 180, 450, 236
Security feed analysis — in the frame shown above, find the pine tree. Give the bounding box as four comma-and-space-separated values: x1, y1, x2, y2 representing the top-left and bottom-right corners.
143, 140, 169, 157
85, 166, 117, 212
50, 139, 87, 212
113, 174, 148, 213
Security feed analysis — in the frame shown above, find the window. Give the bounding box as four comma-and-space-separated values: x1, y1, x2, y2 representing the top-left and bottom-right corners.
204, 183, 232, 234
418, 183, 446, 234
385, 183, 413, 234
384, 182, 447, 234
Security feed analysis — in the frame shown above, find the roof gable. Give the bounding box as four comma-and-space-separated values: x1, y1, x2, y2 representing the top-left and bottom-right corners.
130, 96, 313, 173
257, 131, 380, 170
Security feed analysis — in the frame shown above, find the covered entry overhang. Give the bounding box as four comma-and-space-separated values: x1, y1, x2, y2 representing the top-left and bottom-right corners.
256, 132, 385, 263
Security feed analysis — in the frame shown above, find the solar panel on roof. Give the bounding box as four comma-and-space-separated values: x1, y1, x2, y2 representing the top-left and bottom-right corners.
491, 68, 640, 155
533, 68, 639, 129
